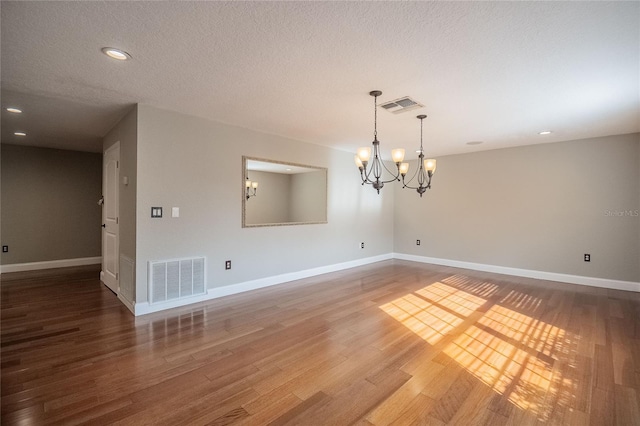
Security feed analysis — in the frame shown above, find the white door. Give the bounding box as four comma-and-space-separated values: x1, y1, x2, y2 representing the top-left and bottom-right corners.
101, 142, 119, 294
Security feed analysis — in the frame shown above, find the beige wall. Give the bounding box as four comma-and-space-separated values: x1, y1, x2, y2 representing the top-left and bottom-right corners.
135, 104, 394, 303
1, 144, 102, 264
394, 133, 640, 282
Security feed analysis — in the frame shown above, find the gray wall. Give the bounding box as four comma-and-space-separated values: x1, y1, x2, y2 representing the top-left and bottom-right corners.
394, 133, 640, 282
135, 104, 394, 303
245, 170, 291, 224
1, 144, 102, 264
290, 171, 327, 223
245, 170, 327, 225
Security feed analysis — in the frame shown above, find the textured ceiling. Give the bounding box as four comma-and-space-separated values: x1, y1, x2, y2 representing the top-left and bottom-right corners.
1, 1, 638, 155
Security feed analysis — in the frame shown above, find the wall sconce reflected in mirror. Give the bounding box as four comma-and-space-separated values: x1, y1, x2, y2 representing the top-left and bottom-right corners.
245, 177, 258, 200
242, 156, 328, 228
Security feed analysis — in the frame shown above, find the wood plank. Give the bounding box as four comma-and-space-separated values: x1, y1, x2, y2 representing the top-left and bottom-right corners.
300, 369, 410, 425
449, 381, 508, 426
614, 385, 640, 426
366, 361, 445, 425
240, 391, 302, 424
267, 391, 332, 426
429, 369, 478, 424
388, 393, 438, 425
590, 387, 616, 426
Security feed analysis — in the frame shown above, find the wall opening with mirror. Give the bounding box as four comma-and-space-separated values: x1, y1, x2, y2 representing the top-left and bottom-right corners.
242, 157, 328, 227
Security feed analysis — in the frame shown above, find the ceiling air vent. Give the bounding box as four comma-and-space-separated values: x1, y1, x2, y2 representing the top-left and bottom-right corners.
379, 96, 424, 114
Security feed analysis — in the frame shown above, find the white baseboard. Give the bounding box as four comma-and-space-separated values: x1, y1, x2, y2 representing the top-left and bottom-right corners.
0, 256, 102, 274
393, 253, 640, 293
134, 254, 392, 316
132, 251, 638, 316
118, 293, 135, 314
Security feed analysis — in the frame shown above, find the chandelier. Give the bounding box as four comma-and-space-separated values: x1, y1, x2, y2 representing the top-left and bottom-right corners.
400, 114, 436, 196
245, 177, 258, 200
354, 90, 405, 194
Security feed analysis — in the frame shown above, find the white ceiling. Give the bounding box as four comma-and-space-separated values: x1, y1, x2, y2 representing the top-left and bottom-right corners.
1, 1, 638, 156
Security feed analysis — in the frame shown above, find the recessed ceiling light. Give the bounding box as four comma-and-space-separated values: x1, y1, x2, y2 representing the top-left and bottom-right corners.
101, 47, 131, 61
466, 141, 483, 146
6, 107, 22, 114
538, 131, 552, 135
14, 131, 26, 136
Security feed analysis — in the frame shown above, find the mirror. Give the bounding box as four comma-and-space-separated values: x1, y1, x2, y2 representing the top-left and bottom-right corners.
242, 156, 328, 227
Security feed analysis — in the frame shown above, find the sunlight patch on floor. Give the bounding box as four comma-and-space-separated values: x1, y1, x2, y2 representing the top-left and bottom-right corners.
379, 282, 486, 345
380, 279, 577, 421
477, 304, 566, 357
444, 321, 554, 415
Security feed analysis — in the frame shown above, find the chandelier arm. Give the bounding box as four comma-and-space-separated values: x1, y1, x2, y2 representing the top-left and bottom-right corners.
401, 161, 421, 188
402, 152, 427, 189
417, 167, 427, 187
365, 163, 401, 184
417, 169, 430, 190
379, 159, 401, 182
361, 162, 399, 185
359, 169, 367, 185
361, 162, 378, 185
362, 157, 379, 184
361, 153, 401, 184
372, 157, 382, 181
370, 155, 398, 184
360, 167, 372, 185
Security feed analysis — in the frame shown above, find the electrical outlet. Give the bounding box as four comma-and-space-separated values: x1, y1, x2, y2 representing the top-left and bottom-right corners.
225, 260, 231, 270
2, 245, 8, 253
416, 240, 421, 246
584, 254, 590, 262
360, 242, 364, 249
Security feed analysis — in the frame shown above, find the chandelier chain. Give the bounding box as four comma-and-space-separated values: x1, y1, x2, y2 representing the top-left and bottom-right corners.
373, 93, 378, 140
420, 117, 424, 152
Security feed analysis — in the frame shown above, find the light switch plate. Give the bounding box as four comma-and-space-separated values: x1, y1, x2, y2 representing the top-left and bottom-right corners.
151, 207, 163, 218
172, 207, 179, 218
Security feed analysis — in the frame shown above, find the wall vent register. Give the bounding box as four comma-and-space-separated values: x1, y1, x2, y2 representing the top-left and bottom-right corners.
149, 257, 205, 304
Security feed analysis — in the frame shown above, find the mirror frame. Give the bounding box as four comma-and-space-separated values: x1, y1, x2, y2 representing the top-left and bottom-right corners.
242, 156, 328, 228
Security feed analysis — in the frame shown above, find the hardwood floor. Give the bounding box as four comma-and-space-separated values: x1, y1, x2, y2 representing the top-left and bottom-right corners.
1, 260, 639, 425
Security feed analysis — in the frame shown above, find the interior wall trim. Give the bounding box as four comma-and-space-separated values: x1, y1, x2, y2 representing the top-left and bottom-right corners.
3, 250, 632, 316
118, 294, 135, 314
0, 256, 102, 274
133, 253, 393, 316
393, 253, 640, 293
